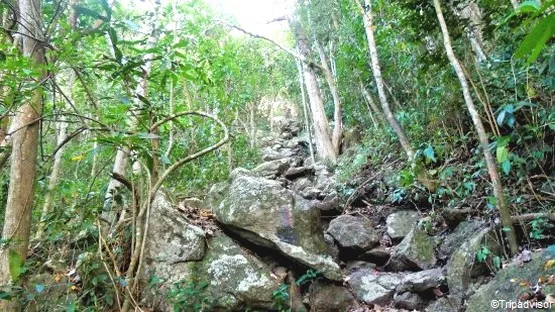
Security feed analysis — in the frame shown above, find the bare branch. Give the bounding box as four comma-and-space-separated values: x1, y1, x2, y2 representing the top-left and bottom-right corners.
216, 19, 324, 71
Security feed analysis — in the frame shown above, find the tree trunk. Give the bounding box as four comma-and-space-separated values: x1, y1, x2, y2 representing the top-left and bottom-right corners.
0, 0, 44, 309
36, 121, 68, 237
433, 0, 518, 255
291, 18, 337, 162
316, 40, 343, 155
360, 82, 381, 128
35, 72, 74, 240
296, 58, 316, 163
356, 0, 415, 160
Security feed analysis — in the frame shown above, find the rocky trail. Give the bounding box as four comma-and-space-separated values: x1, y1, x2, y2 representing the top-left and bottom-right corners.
142, 119, 555, 311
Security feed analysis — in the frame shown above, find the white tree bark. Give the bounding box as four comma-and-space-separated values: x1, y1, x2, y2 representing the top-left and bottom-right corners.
0, 0, 44, 310
291, 15, 337, 162
296, 58, 316, 163
357, 0, 415, 160
316, 40, 343, 155
434, 0, 518, 255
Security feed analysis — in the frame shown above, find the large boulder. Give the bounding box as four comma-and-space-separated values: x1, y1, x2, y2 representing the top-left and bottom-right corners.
326, 215, 379, 251
466, 250, 555, 311
142, 192, 207, 310
386, 210, 422, 241
347, 266, 402, 305
387, 226, 436, 271
190, 234, 280, 311
445, 227, 502, 297
210, 170, 341, 281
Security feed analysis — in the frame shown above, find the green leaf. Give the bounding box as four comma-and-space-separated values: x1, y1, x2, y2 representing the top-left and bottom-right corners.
8, 250, 24, 281
496, 145, 509, 163
107, 27, 123, 64
423, 145, 437, 163
66, 301, 76, 312
502, 159, 511, 174
517, 0, 540, 13
35, 284, 45, 293
515, 13, 555, 64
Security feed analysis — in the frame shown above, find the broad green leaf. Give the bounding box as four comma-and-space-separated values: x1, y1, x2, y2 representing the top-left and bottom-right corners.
502, 159, 511, 174
517, 0, 540, 13
496, 145, 509, 163
515, 13, 555, 64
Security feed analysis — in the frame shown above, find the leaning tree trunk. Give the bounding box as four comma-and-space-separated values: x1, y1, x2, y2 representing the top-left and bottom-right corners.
0, 0, 45, 310
433, 0, 518, 255
296, 58, 316, 163
291, 19, 337, 162
316, 40, 343, 155
356, 0, 415, 160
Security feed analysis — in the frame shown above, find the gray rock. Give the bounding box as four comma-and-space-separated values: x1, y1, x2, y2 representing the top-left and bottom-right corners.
300, 187, 322, 200
386, 210, 422, 240
146, 192, 206, 265
211, 172, 341, 281
314, 195, 340, 213
394, 292, 426, 310
387, 226, 436, 271
191, 234, 280, 311
466, 250, 555, 312
397, 268, 445, 293
348, 266, 402, 305
439, 220, 484, 257
327, 215, 379, 251
142, 192, 206, 310
180, 197, 207, 210
309, 279, 359, 312
253, 158, 291, 178
284, 166, 313, 179
426, 297, 462, 312
360, 246, 392, 265
262, 147, 287, 161
445, 227, 502, 296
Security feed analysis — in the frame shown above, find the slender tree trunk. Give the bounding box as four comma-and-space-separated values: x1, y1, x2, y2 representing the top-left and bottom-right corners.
296, 58, 316, 163
316, 40, 343, 155
35, 73, 75, 240
356, 0, 415, 160
360, 82, 380, 128
291, 18, 337, 162
434, 0, 518, 255
0, 0, 44, 310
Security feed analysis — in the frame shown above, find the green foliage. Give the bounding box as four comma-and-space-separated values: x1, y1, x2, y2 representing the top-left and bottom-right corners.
529, 217, 553, 240
272, 270, 320, 312
512, 0, 555, 63
167, 279, 213, 312
8, 250, 24, 281
272, 283, 290, 312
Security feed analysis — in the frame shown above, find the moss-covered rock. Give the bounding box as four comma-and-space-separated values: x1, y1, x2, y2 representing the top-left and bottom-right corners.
466, 250, 555, 312
387, 226, 437, 271
445, 227, 501, 297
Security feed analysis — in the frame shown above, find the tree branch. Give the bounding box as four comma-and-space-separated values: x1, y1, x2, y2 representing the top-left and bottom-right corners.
216, 19, 324, 71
